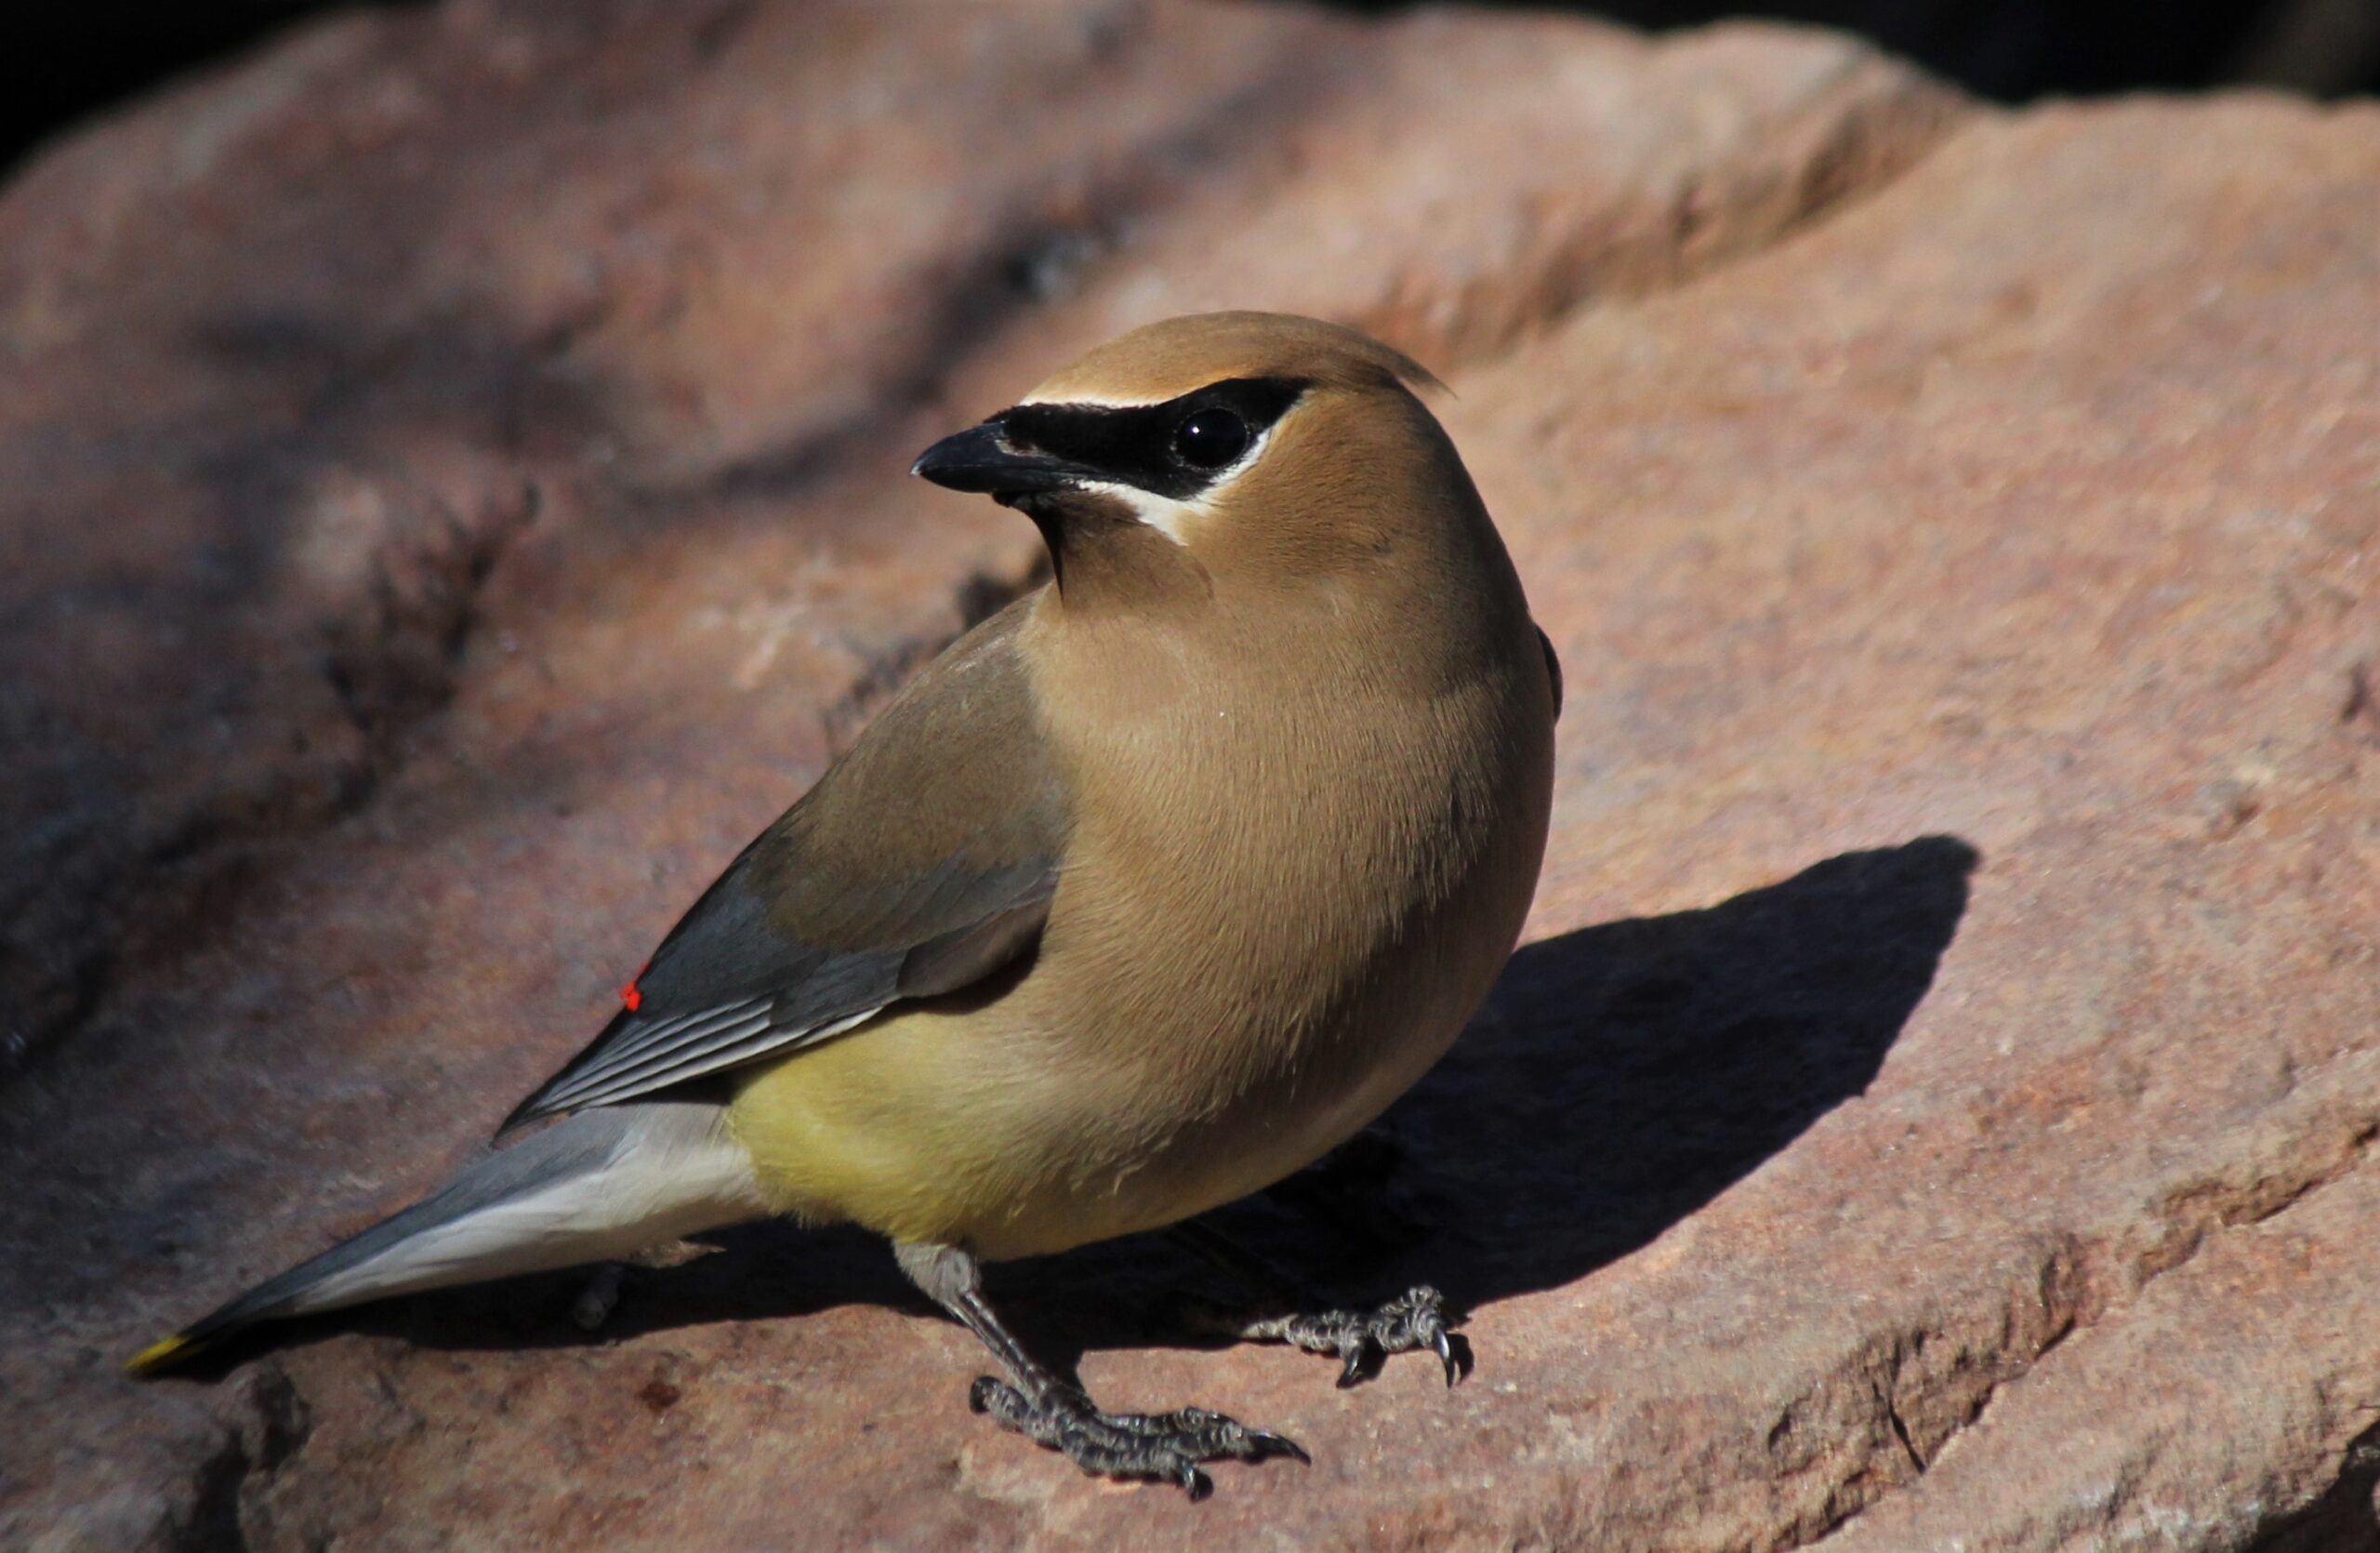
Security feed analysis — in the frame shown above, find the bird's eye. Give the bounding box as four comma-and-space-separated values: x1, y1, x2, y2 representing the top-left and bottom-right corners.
1170, 409, 1250, 470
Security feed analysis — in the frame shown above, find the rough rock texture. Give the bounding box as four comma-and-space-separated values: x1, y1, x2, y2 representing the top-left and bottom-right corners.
1, 1, 2374, 1549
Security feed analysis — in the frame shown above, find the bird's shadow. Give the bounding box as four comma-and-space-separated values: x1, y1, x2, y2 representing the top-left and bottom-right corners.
192, 834, 1977, 1381
1194, 832, 1977, 1309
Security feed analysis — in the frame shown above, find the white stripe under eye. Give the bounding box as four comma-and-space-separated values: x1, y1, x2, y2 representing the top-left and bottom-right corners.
1076, 421, 1279, 545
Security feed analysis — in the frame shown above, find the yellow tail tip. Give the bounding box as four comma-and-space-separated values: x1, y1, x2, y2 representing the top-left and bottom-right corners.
126, 1334, 197, 1376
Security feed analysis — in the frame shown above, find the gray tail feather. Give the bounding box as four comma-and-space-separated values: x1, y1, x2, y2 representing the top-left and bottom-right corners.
145, 1101, 766, 1363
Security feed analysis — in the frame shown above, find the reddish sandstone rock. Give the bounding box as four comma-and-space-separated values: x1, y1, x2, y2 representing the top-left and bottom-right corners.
6, 1, 2379, 1549
1448, 93, 2380, 1551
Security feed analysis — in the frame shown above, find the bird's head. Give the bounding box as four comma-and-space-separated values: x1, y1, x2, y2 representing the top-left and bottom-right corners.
912, 312, 1475, 604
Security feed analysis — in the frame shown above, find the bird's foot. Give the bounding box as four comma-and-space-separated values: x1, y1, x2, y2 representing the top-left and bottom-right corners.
967, 1377, 1307, 1499
1223, 1284, 1461, 1388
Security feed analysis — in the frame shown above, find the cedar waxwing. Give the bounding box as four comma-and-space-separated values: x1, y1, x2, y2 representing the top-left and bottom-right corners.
130, 312, 1560, 1496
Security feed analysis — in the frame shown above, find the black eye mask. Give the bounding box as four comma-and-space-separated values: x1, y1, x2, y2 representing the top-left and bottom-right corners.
994, 378, 1308, 501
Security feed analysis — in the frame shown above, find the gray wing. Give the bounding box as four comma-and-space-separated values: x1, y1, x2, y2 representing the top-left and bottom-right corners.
501, 598, 1065, 1133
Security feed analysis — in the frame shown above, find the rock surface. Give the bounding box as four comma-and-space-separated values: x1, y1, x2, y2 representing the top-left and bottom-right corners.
1, 1, 2375, 1549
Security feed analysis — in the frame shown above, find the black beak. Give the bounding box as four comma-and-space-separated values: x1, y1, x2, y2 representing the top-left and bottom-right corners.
910, 420, 1079, 502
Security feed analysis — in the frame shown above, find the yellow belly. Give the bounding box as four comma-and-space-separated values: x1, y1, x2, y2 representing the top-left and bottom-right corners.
726, 998, 1084, 1256
724, 991, 1418, 1262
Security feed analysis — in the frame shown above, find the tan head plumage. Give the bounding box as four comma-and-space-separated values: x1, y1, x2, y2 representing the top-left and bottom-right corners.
1020, 312, 1446, 407
913, 312, 1481, 601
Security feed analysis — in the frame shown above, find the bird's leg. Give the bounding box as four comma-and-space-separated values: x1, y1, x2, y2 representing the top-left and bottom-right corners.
569, 1240, 721, 1332
895, 1241, 1307, 1499
1165, 1220, 1462, 1388
571, 1262, 628, 1331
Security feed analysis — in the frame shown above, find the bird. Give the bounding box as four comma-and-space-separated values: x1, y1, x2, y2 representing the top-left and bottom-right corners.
128, 311, 1560, 1496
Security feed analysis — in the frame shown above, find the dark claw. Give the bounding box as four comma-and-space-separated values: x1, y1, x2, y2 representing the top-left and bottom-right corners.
1253, 1430, 1312, 1466
1432, 1327, 1456, 1387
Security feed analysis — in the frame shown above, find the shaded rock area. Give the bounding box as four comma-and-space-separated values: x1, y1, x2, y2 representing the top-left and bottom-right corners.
5, 0, 2372, 192
0, 2, 2373, 1549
